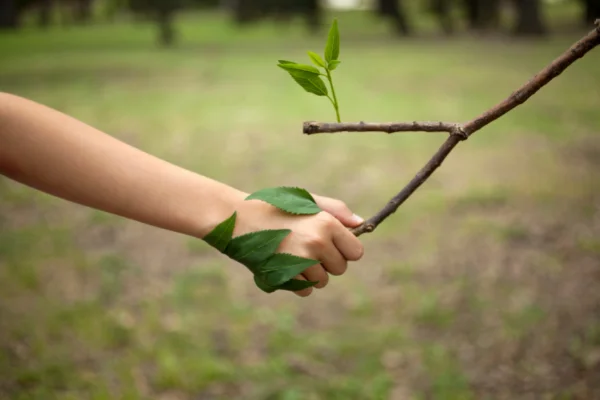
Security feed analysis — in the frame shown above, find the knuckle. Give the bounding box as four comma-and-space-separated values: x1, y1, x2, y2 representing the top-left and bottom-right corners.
306, 234, 327, 250
317, 212, 338, 229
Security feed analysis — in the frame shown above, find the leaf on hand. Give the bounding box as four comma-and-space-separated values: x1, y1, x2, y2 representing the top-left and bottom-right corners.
226, 229, 291, 269
307, 51, 327, 69
202, 211, 236, 252
279, 279, 319, 292
245, 187, 322, 215
324, 18, 340, 63
254, 274, 278, 293
277, 62, 321, 75
255, 272, 318, 294
258, 253, 320, 287
328, 60, 341, 71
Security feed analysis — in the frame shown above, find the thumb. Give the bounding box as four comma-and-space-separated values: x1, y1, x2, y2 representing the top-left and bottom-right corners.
312, 195, 364, 228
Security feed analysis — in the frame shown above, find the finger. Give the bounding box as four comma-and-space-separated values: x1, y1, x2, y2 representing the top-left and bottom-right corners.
313, 195, 364, 228
332, 226, 364, 261
301, 264, 329, 289
318, 245, 347, 276
292, 274, 314, 297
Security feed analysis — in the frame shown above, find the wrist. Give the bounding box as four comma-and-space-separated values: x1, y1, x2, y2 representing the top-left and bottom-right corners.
193, 182, 248, 239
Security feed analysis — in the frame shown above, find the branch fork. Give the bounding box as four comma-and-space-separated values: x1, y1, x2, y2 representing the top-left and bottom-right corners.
304, 23, 600, 237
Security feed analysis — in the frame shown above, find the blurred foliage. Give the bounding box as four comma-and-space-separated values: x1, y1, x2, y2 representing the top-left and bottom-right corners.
2, 0, 599, 45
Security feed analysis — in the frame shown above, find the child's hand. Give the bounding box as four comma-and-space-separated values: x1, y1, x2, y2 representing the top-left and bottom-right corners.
232, 193, 365, 297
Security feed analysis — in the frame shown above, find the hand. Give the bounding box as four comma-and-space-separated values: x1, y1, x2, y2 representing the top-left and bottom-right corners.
232, 194, 365, 297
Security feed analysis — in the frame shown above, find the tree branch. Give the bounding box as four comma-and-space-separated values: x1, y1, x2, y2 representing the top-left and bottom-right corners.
303, 121, 461, 135
304, 22, 600, 237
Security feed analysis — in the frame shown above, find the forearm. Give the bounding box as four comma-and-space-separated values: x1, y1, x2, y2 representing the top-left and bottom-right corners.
0, 92, 245, 238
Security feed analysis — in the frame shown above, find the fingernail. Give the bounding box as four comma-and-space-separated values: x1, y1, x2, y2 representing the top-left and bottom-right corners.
351, 214, 364, 224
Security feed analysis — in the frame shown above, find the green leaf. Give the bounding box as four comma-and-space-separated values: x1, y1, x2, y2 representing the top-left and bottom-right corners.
255, 274, 318, 294
324, 18, 340, 62
226, 229, 290, 268
245, 187, 322, 215
277, 62, 321, 75
277, 62, 328, 96
254, 274, 278, 293
253, 256, 319, 293
279, 279, 319, 292
328, 60, 341, 71
289, 74, 328, 97
307, 51, 327, 69
202, 212, 237, 252
258, 253, 320, 287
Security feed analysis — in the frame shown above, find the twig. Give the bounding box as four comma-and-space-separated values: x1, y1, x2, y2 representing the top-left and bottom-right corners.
303, 121, 461, 135
304, 22, 600, 237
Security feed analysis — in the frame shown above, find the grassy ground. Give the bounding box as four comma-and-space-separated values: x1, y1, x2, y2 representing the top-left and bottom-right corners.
1, 8, 600, 400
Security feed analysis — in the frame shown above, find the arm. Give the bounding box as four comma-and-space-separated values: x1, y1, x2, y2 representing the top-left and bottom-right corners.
0, 92, 244, 238
0, 92, 364, 296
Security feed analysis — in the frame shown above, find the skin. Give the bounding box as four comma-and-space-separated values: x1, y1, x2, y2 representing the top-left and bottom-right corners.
0, 92, 364, 297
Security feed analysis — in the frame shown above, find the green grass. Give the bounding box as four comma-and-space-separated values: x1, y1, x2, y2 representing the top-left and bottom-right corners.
1, 8, 600, 400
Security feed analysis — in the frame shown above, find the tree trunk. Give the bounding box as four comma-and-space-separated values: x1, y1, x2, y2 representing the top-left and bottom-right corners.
462, 0, 501, 31
0, 0, 20, 29
377, 0, 411, 36
74, 0, 93, 23
157, 5, 175, 46
462, 0, 480, 30
480, 0, 501, 31
513, 0, 546, 36
232, 0, 259, 24
38, 0, 54, 28
581, 0, 600, 25
430, 0, 454, 35
303, 0, 320, 32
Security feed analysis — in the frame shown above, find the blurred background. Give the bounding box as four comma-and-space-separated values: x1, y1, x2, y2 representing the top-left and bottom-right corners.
1, 0, 599, 399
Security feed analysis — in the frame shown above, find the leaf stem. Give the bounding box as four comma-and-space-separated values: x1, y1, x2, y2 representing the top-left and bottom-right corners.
326, 69, 341, 123
327, 95, 336, 109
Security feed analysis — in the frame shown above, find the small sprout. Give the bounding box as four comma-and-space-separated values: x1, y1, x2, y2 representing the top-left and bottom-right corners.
277, 18, 342, 122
